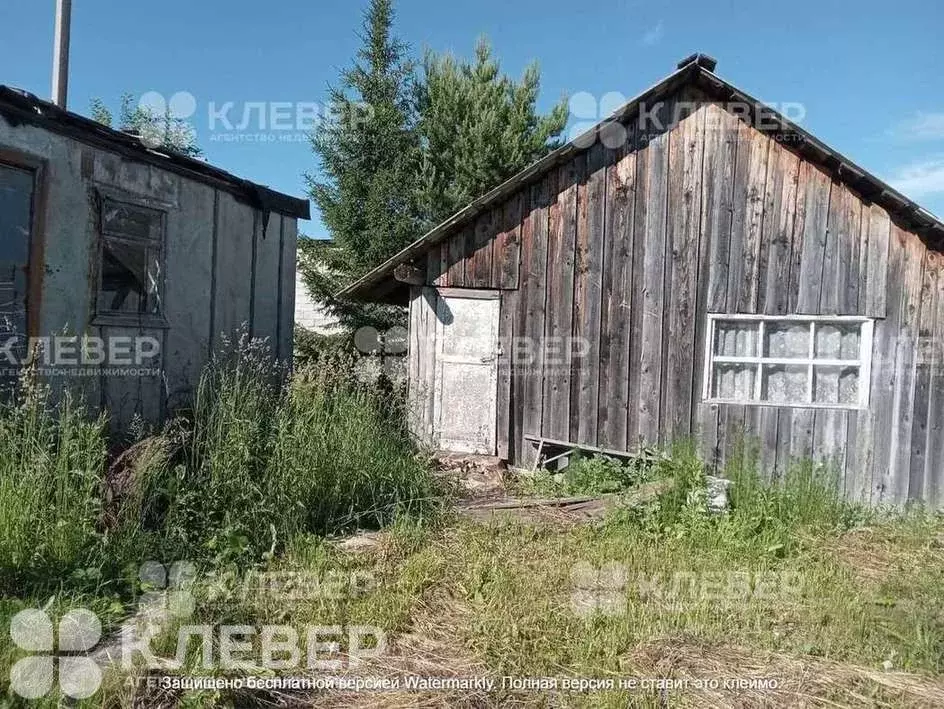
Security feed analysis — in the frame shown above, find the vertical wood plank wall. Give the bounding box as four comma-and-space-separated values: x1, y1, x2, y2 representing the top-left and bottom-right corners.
409, 96, 944, 507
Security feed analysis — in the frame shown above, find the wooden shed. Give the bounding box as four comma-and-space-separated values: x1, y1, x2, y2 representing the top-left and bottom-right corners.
340, 55, 944, 507
0, 85, 309, 431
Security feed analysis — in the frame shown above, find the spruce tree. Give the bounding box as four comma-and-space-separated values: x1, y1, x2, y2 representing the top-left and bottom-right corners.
305, 0, 420, 328
416, 38, 568, 226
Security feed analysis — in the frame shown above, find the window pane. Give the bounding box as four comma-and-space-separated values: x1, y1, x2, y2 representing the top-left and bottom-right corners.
0, 165, 33, 265
102, 201, 161, 240
764, 322, 809, 359
761, 364, 808, 404
714, 321, 757, 357
813, 366, 859, 405
146, 247, 161, 314
99, 239, 147, 313
713, 363, 755, 400
815, 324, 860, 360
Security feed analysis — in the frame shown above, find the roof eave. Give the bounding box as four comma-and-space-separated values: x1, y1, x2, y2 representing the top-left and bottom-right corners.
0, 86, 310, 220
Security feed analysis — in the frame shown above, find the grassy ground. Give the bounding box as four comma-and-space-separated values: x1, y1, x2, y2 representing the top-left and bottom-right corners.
107, 452, 944, 708
2, 352, 943, 707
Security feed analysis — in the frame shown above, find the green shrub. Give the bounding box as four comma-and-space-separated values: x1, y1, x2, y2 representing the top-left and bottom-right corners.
132, 336, 437, 566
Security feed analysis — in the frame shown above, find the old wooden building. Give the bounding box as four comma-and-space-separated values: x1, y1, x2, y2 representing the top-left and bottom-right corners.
0, 85, 309, 430
341, 55, 944, 507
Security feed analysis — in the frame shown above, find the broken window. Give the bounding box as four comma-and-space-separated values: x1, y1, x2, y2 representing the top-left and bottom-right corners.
703, 315, 873, 409
96, 199, 164, 317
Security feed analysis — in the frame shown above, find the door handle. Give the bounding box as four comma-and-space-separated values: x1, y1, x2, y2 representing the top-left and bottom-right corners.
480, 354, 496, 363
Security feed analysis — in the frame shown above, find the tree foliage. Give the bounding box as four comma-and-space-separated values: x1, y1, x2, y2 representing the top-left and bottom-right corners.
416, 38, 567, 227
303, 1, 566, 330
304, 0, 420, 328
89, 94, 202, 158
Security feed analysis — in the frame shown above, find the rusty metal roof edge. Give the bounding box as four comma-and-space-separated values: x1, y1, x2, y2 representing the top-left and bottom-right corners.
0, 85, 310, 220
338, 61, 944, 301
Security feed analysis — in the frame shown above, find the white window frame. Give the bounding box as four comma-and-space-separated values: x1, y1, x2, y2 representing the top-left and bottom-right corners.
702, 314, 874, 410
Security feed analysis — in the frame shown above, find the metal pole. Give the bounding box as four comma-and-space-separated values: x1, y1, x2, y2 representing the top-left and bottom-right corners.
51, 0, 72, 108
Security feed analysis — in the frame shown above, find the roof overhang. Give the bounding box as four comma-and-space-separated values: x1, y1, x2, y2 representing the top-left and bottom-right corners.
0, 85, 310, 220
339, 61, 944, 302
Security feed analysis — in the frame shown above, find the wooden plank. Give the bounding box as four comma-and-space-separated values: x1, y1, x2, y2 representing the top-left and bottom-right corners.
909, 251, 937, 501
864, 205, 891, 318
496, 288, 518, 460
572, 142, 607, 445
445, 225, 471, 287
850, 206, 887, 503
703, 107, 740, 314
407, 287, 422, 438
885, 230, 922, 504
793, 163, 832, 314
695, 104, 739, 463
662, 105, 705, 440
760, 144, 801, 315
492, 196, 522, 290
598, 140, 636, 451
822, 183, 862, 314
522, 177, 552, 451
814, 182, 860, 488
626, 126, 650, 448
542, 158, 581, 442
923, 256, 944, 508
789, 408, 815, 463
869, 225, 903, 505
468, 211, 496, 288
636, 99, 672, 444
874, 228, 914, 505
426, 242, 447, 287
727, 121, 770, 313
756, 142, 798, 479
420, 287, 438, 445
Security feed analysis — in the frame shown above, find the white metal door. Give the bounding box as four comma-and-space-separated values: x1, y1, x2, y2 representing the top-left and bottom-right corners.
433, 292, 500, 454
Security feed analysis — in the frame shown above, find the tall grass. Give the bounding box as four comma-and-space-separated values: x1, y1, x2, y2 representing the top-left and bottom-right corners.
0, 337, 438, 591
0, 378, 107, 592
620, 440, 864, 559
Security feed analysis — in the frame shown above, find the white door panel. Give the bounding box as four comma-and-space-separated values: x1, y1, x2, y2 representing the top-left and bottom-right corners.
433, 293, 499, 454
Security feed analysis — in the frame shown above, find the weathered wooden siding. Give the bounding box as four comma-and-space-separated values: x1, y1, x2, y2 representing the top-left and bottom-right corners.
406, 94, 944, 506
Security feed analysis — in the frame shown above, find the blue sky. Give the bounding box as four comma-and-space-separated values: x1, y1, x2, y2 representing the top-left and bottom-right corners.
1, 0, 942, 237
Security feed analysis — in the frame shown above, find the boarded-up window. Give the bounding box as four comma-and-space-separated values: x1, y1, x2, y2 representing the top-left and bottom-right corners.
703, 315, 873, 409
97, 199, 164, 316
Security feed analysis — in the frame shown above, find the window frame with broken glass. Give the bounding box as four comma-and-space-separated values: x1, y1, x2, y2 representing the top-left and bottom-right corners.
94, 195, 166, 327
702, 314, 874, 409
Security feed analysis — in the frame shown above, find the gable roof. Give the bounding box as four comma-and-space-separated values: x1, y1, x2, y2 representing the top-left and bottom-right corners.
339, 56, 944, 302
0, 85, 310, 220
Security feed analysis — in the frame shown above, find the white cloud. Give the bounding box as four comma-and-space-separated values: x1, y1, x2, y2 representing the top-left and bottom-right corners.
890, 112, 944, 142
640, 21, 664, 47
888, 156, 944, 199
